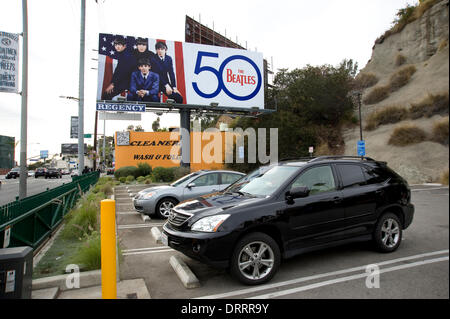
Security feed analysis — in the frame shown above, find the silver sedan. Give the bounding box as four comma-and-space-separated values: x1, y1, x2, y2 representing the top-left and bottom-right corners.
133, 170, 245, 218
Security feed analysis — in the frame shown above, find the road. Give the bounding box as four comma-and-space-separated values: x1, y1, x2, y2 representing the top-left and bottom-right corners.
116, 184, 448, 299
0, 175, 73, 206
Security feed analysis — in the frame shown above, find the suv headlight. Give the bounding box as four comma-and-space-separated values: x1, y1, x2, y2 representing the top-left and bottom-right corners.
191, 214, 230, 232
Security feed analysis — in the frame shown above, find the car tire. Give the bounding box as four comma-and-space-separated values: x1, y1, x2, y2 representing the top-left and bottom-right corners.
230, 232, 281, 285
155, 198, 178, 219
373, 212, 402, 253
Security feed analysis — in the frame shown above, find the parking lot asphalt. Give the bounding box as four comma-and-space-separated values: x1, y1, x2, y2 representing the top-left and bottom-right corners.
115, 184, 448, 299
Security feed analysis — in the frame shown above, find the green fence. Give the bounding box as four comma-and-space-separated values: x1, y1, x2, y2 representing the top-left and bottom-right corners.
0, 171, 99, 249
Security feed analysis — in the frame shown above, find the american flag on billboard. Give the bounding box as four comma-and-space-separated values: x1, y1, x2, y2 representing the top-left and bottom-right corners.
96, 33, 186, 103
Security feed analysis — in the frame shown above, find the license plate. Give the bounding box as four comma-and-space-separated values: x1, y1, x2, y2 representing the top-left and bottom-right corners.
161, 232, 168, 246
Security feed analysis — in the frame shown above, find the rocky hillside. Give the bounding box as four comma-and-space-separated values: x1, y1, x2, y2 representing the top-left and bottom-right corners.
344, 0, 449, 184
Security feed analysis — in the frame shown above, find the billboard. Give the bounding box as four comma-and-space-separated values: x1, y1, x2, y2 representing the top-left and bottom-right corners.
40, 150, 48, 159
97, 33, 264, 109
0, 32, 19, 93
61, 143, 87, 155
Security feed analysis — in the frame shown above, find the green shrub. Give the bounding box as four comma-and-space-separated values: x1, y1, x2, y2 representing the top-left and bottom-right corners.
97, 176, 113, 185
365, 105, 409, 130
431, 117, 449, 145
137, 163, 152, 177
61, 200, 99, 240
144, 179, 152, 184
136, 176, 146, 183
114, 166, 139, 179
388, 124, 427, 146
409, 92, 449, 119
152, 167, 175, 182
389, 65, 416, 92
72, 231, 101, 271
126, 175, 135, 182
119, 177, 126, 183
355, 72, 379, 89
171, 166, 191, 181
363, 86, 390, 105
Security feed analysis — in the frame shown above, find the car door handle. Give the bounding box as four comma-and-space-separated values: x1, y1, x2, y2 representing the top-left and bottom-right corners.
333, 197, 343, 204
375, 190, 384, 195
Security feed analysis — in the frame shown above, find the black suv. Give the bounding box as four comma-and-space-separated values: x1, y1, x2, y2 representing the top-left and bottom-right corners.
45, 168, 62, 179
35, 167, 47, 178
162, 156, 414, 285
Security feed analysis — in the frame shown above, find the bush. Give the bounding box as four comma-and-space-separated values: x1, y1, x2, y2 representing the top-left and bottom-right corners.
395, 54, 407, 67
388, 124, 427, 146
114, 166, 139, 179
389, 65, 416, 92
126, 175, 135, 182
363, 86, 390, 105
355, 72, 379, 89
171, 166, 191, 181
137, 163, 152, 177
119, 177, 126, 183
152, 167, 175, 183
145, 179, 152, 184
431, 117, 449, 145
409, 92, 449, 119
72, 231, 101, 271
61, 199, 99, 240
136, 176, 146, 183
365, 105, 409, 130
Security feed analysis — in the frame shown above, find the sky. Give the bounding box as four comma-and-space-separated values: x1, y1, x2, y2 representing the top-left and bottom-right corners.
0, 0, 416, 163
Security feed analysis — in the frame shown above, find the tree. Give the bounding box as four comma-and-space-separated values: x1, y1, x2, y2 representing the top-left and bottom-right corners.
152, 117, 160, 132
135, 125, 144, 132
127, 125, 134, 131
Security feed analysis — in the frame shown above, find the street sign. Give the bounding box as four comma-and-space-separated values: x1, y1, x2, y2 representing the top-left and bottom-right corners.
357, 140, 366, 156
84, 134, 92, 138
40, 150, 48, 159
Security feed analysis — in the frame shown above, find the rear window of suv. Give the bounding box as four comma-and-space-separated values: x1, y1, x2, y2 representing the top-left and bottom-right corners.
336, 164, 367, 188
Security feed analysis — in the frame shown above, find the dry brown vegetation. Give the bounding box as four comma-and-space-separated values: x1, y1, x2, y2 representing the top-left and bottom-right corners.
365, 105, 409, 131
389, 65, 416, 92
355, 72, 379, 89
409, 92, 449, 119
441, 169, 449, 185
431, 117, 449, 145
363, 86, 391, 105
388, 124, 427, 146
395, 54, 407, 66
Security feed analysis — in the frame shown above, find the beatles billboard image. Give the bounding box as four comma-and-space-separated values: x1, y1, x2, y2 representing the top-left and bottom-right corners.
97, 33, 264, 109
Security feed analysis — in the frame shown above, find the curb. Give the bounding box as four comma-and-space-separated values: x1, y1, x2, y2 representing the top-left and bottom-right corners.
169, 255, 200, 289
151, 227, 162, 243
32, 269, 102, 292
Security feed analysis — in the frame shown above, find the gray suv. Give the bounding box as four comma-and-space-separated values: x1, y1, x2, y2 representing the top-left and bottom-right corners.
133, 170, 245, 218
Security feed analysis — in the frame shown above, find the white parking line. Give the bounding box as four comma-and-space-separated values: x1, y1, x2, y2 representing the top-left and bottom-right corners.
122, 248, 173, 256
195, 249, 449, 299
249, 256, 449, 299
118, 223, 164, 229
411, 187, 449, 192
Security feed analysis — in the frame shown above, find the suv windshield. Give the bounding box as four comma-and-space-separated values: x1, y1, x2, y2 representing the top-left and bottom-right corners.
170, 172, 199, 187
226, 165, 299, 197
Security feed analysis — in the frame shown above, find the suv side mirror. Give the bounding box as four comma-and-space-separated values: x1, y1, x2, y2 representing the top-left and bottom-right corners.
187, 182, 196, 188
286, 186, 310, 201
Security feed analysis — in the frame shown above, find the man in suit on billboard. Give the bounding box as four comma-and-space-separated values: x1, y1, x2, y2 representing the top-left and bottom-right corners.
128, 58, 159, 102
102, 35, 137, 100
151, 41, 183, 104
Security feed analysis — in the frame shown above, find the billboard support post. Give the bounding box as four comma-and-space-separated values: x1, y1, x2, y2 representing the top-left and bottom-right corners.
77, 0, 85, 175
19, 0, 28, 200
180, 108, 191, 168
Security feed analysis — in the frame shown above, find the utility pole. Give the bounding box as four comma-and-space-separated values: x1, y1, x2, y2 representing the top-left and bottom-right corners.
78, 0, 86, 175
19, 0, 28, 199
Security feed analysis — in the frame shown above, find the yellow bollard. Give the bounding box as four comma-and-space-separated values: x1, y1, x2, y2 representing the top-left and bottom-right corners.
101, 199, 117, 299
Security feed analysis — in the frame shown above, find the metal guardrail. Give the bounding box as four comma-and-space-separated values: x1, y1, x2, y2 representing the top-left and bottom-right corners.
0, 171, 99, 249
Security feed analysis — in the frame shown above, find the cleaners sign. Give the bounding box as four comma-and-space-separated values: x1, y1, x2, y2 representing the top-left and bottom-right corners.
97, 33, 264, 109
0, 32, 19, 93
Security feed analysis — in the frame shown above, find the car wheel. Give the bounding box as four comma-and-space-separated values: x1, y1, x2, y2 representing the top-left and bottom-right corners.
156, 198, 178, 219
373, 213, 402, 253
230, 232, 281, 285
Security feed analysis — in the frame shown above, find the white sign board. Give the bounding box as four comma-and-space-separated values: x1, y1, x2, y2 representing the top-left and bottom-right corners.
0, 32, 19, 93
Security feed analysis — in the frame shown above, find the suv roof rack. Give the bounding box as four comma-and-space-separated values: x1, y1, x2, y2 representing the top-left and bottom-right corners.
309, 156, 376, 162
